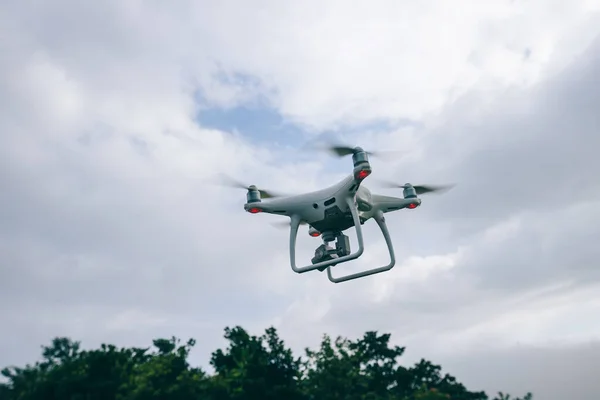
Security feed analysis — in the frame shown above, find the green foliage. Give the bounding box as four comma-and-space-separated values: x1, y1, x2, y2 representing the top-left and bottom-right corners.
208, 326, 304, 400
0, 326, 533, 400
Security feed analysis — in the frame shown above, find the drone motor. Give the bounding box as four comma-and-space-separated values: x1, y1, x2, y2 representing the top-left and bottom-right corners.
246, 185, 261, 203
352, 147, 372, 181
402, 184, 417, 199
351, 147, 369, 166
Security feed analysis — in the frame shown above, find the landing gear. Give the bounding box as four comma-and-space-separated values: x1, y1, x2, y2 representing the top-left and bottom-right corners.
311, 231, 351, 271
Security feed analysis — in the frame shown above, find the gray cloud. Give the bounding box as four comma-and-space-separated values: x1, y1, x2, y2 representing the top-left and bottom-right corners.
417, 38, 600, 221
370, 35, 600, 290
443, 341, 600, 400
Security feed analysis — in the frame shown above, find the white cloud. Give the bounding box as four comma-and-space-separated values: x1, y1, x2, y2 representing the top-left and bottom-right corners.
187, 0, 600, 128
2, 1, 600, 398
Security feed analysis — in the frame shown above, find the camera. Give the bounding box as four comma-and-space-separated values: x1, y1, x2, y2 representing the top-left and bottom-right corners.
311, 233, 351, 271
311, 244, 338, 270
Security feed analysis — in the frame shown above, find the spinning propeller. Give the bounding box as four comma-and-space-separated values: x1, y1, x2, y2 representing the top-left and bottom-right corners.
216, 174, 283, 199
380, 181, 455, 195
326, 145, 388, 158
306, 141, 406, 160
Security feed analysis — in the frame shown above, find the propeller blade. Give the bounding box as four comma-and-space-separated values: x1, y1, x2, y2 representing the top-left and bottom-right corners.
379, 180, 455, 195
365, 149, 407, 160
412, 184, 454, 195
329, 145, 404, 159
215, 174, 284, 198
216, 174, 250, 190
328, 145, 357, 157
304, 141, 405, 160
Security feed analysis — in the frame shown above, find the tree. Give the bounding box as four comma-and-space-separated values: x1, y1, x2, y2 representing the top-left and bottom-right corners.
1, 337, 91, 400
208, 326, 305, 400
397, 359, 488, 400
301, 331, 405, 399
0, 336, 208, 400
0, 326, 533, 400
492, 392, 533, 400
120, 337, 208, 399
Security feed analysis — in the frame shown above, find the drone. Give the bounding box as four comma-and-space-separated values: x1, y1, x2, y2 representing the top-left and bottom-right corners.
221, 144, 453, 284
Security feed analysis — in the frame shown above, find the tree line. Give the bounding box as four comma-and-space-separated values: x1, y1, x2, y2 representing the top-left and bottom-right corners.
0, 326, 532, 399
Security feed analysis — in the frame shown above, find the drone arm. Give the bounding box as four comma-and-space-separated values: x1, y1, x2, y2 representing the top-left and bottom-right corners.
289, 196, 365, 274
326, 210, 396, 283
371, 194, 420, 213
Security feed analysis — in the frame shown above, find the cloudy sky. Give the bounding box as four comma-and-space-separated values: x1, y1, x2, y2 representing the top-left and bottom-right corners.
2, 1, 600, 398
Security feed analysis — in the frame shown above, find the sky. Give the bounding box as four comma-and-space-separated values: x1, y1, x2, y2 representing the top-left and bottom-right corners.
1, 1, 600, 398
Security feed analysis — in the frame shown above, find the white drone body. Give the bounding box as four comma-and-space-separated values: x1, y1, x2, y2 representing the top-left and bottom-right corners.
241, 147, 428, 284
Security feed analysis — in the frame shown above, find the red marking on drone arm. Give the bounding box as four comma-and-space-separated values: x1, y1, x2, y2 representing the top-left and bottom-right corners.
355, 169, 371, 180
248, 207, 262, 213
